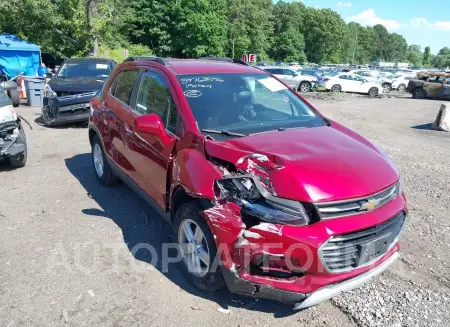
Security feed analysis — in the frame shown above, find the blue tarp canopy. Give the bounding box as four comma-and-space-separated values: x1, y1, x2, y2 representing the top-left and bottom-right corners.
0, 34, 41, 78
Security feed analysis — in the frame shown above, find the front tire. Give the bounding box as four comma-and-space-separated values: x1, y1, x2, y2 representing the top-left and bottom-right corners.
174, 202, 225, 292
8, 125, 27, 168
298, 81, 311, 93
91, 135, 118, 186
331, 84, 341, 93
8, 89, 20, 107
397, 84, 406, 92
413, 88, 425, 99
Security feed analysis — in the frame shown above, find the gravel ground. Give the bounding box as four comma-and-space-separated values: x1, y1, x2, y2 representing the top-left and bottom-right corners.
1, 95, 449, 326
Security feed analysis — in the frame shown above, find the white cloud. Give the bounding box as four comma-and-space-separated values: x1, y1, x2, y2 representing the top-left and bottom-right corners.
336, 2, 352, 8
410, 17, 450, 31
349, 9, 400, 30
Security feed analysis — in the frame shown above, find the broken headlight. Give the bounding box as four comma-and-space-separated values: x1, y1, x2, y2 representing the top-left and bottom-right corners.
216, 177, 311, 226
44, 84, 57, 98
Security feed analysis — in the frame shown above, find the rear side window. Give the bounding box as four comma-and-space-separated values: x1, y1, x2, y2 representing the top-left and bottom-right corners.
282, 69, 295, 76
113, 70, 139, 105
135, 71, 179, 134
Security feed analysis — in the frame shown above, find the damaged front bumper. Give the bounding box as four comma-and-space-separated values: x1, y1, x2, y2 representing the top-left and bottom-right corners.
42, 92, 95, 125
220, 248, 399, 309
201, 189, 406, 309
0, 120, 25, 158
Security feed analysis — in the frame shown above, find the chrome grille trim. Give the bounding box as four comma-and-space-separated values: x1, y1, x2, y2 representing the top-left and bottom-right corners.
315, 183, 398, 219
319, 211, 406, 273
57, 91, 97, 101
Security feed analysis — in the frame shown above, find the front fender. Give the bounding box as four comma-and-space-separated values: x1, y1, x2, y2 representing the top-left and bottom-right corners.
170, 147, 222, 201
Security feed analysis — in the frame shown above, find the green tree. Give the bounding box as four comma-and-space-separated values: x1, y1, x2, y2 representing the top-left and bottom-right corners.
387, 33, 407, 62
227, 0, 273, 60
438, 47, 450, 56
373, 24, 390, 61
270, 1, 306, 62
173, 0, 228, 57
300, 8, 346, 63
423, 46, 431, 66
122, 0, 176, 56
406, 45, 423, 66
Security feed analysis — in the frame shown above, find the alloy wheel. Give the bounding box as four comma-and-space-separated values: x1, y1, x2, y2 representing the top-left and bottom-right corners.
178, 219, 210, 277
93, 143, 104, 177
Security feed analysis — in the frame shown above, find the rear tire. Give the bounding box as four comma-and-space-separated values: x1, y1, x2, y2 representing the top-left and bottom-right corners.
368, 87, 379, 98
174, 202, 225, 292
331, 84, 341, 93
298, 81, 311, 93
413, 88, 425, 99
397, 84, 406, 92
8, 89, 20, 107
91, 135, 118, 186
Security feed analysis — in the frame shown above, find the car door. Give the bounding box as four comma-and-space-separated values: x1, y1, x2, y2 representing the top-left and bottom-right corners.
424, 76, 444, 99
125, 69, 179, 208
282, 69, 299, 88
337, 75, 354, 92
103, 69, 140, 174
351, 75, 369, 92
269, 69, 290, 86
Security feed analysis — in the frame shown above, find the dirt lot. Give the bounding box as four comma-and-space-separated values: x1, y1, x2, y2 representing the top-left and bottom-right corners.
1, 95, 450, 327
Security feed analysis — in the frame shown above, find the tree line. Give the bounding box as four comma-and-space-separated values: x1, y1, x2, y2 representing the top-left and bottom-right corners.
0, 0, 448, 67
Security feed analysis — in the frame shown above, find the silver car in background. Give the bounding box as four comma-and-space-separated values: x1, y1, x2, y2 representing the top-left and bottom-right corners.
261, 66, 318, 92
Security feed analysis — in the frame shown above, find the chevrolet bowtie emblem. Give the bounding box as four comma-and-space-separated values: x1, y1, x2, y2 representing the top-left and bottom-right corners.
360, 199, 380, 211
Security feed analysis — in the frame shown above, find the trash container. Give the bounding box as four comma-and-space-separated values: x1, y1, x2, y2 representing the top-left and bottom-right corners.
24, 77, 45, 107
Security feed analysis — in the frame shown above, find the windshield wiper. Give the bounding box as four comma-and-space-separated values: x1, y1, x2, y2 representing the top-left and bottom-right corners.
200, 129, 247, 137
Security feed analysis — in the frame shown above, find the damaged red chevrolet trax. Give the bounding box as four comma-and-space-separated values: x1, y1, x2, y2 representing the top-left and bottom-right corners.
88, 57, 407, 309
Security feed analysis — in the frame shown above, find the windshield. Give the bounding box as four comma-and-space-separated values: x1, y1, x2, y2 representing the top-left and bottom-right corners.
57, 61, 112, 79
178, 73, 325, 136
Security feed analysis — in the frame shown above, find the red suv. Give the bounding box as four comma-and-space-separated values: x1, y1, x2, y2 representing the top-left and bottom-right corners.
88, 57, 407, 309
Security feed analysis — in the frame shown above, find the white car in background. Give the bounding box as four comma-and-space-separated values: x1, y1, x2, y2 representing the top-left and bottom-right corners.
391, 74, 417, 92
348, 69, 393, 93
262, 66, 318, 92
322, 73, 383, 97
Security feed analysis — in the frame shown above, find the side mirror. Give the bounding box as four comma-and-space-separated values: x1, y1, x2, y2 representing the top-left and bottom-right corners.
134, 113, 170, 145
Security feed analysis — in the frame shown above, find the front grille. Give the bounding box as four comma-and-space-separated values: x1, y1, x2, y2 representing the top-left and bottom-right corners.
57, 91, 97, 99
315, 183, 398, 219
320, 211, 406, 273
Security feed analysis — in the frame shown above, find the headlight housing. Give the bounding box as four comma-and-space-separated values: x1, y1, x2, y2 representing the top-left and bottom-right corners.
215, 176, 312, 226
44, 84, 57, 98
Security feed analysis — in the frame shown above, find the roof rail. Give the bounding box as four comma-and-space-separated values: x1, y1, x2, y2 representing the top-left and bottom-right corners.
198, 57, 250, 66
123, 56, 168, 66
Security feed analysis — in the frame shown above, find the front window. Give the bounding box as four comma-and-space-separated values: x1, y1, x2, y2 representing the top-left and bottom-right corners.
177, 73, 325, 136
57, 61, 112, 79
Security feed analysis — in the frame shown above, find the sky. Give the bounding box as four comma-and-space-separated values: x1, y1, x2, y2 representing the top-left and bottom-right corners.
282, 0, 450, 54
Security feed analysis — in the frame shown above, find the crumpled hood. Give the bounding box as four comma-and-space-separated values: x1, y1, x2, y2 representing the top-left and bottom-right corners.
205, 124, 399, 202
48, 77, 106, 93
